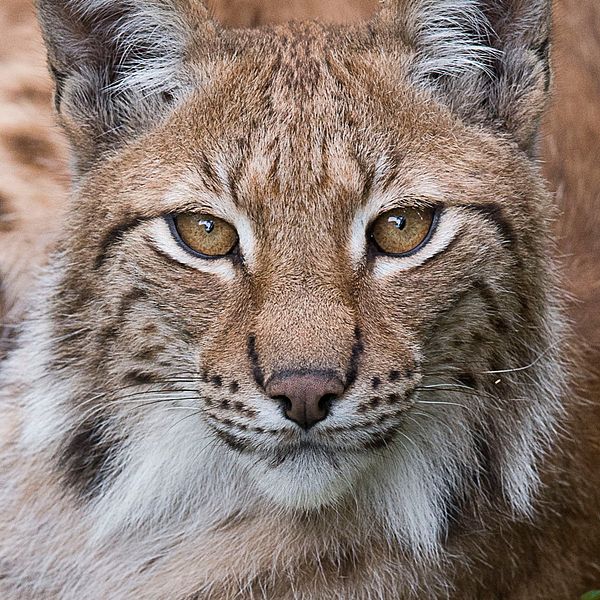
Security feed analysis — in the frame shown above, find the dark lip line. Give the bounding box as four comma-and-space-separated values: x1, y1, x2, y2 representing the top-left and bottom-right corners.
207, 412, 410, 456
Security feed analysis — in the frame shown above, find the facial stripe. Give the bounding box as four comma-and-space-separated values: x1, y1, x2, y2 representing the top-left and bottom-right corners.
247, 334, 265, 389
344, 326, 364, 388
468, 204, 518, 249
472, 279, 512, 333
95, 216, 153, 270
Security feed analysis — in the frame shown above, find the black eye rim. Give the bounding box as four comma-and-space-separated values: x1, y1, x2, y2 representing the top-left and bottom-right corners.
368, 206, 441, 259
166, 214, 240, 260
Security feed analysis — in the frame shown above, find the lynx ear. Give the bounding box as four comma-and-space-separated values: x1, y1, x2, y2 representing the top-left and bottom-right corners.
36, 0, 218, 172
378, 0, 552, 153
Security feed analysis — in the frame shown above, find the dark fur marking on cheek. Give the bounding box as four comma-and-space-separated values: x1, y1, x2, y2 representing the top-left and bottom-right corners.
473, 427, 501, 497
124, 371, 160, 386
473, 280, 511, 332
139, 556, 162, 574
457, 373, 477, 389
144, 323, 158, 335
534, 37, 552, 92
96, 323, 120, 343
247, 334, 265, 389
345, 326, 364, 388
50, 66, 67, 111
229, 381, 240, 394
472, 332, 485, 345
117, 287, 147, 319
469, 204, 517, 249
61, 416, 122, 500
445, 426, 502, 537
133, 347, 163, 362
95, 216, 150, 270
211, 375, 223, 388
388, 370, 401, 382
214, 429, 251, 454
371, 376, 381, 389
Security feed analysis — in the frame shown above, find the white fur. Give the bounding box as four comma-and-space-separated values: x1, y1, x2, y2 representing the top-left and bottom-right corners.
393, 0, 500, 83
65, 0, 198, 96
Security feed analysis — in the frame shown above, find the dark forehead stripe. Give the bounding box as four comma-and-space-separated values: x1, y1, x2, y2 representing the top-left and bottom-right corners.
469, 204, 517, 248
94, 216, 153, 270
60, 416, 123, 500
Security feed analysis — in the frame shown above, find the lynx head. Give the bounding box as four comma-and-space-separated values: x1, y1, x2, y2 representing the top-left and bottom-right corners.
30, 0, 564, 557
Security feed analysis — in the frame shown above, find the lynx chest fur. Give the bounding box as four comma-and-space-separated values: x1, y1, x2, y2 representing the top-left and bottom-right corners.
0, 0, 599, 599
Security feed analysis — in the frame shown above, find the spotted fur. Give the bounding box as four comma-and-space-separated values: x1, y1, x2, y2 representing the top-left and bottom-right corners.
0, 0, 599, 599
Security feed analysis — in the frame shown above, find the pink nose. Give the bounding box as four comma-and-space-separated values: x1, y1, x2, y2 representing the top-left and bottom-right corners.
266, 371, 345, 430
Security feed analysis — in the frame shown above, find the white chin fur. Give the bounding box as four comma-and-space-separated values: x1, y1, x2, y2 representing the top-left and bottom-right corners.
246, 447, 369, 511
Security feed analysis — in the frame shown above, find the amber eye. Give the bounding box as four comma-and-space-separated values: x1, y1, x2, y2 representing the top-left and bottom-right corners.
170, 213, 239, 258
370, 207, 437, 256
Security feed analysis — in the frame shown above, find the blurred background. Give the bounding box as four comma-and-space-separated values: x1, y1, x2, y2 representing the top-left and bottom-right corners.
0, 0, 598, 354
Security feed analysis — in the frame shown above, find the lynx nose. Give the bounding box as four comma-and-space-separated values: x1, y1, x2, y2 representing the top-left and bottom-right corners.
266, 372, 345, 430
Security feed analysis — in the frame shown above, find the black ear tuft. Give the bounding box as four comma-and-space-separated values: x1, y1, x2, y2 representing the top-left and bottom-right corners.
378, 0, 552, 154
36, 0, 218, 172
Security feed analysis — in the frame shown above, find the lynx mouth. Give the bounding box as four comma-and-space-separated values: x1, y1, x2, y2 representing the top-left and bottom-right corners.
243, 433, 387, 510
266, 439, 347, 467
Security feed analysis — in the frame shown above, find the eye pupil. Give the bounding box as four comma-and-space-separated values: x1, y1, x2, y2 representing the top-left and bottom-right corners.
199, 219, 215, 234
389, 216, 407, 230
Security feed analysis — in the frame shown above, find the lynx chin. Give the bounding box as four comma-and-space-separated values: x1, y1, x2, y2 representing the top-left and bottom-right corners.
0, 0, 599, 598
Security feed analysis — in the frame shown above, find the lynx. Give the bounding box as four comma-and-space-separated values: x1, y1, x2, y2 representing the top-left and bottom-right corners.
0, 0, 599, 598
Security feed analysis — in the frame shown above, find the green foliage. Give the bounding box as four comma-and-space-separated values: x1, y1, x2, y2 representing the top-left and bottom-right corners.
581, 592, 600, 600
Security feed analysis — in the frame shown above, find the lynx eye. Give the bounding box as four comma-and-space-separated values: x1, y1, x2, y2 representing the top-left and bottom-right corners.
169, 213, 239, 258
370, 207, 437, 257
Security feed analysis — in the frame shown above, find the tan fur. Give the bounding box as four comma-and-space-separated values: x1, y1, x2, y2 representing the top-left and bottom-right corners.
0, 1, 598, 599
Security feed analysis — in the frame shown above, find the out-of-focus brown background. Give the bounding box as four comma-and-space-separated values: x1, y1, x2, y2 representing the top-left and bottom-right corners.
0, 0, 598, 350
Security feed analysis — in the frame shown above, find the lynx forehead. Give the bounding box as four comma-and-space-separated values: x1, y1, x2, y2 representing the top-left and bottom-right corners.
1, 0, 598, 598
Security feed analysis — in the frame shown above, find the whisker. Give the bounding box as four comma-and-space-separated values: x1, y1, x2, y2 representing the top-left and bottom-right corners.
414, 400, 469, 409
165, 411, 204, 433
483, 341, 562, 375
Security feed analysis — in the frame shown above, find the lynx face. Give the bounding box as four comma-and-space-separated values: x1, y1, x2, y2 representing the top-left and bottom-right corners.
34, 0, 564, 556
